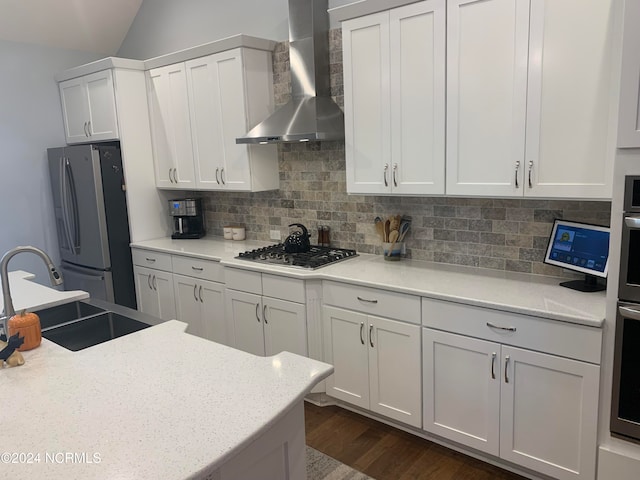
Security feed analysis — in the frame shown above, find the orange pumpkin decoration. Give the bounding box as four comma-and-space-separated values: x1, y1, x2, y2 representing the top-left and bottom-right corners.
8, 310, 41, 351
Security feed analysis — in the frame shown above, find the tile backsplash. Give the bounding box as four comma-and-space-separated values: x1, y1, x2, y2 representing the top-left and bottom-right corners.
201, 30, 611, 277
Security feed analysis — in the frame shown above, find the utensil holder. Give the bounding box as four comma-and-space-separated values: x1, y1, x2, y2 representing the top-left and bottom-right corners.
382, 242, 404, 261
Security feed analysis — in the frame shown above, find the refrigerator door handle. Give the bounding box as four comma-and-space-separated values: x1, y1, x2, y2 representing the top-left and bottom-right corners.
60, 157, 76, 254
64, 158, 81, 253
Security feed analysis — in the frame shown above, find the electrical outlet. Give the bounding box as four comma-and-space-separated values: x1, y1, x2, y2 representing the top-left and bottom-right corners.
270, 230, 281, 241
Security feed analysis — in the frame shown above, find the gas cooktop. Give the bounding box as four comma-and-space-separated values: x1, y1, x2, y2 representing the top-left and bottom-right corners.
235, 244, 358, 269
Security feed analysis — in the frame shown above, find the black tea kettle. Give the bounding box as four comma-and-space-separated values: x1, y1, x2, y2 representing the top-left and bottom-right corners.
283, 223, 311, 253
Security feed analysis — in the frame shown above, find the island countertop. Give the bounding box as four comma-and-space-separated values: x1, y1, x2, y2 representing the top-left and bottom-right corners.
2, 318, 332, 479
131, 237, 606, 327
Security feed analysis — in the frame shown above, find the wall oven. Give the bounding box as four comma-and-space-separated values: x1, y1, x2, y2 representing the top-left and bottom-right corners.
612, 176, 640, 441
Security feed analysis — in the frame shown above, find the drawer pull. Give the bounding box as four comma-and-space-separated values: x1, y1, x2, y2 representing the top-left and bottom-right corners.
505, 355, 510, 383
486, 322, 516, 332
491, 352, 496, 379
191, 266, 204, 272
357, 296, 378, 304
359, 322, 364, 345
145, 257, 156, 263
369, 325, 374, 348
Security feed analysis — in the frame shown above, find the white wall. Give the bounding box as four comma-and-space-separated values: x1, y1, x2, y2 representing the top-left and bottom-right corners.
0, 40, 99, 284
117, 0, 361, 59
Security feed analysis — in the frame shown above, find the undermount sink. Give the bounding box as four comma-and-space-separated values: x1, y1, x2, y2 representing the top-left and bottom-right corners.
35, 301, 153, 351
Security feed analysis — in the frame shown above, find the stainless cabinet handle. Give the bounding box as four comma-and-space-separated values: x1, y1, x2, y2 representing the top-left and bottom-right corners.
83, 122, 89, 137
145, 257, 156, 263
152, 275, 157, 290
383, 163, 389, 187
147, 274, 152, 290
263, 304, 268, 324
215, 168, 220, 185
193, 284, 198, 301
87, 121, 92, 136
491, 352, 496, 379
255, 303, 260, 322
504, 355, 510, 383
221, 168, 225, 185
619, 305, 640, 321
168, 168, 173, 183
515, 161, 520, 188
369, 325, 374, 348
357, 296, 378, 304
191, 266, 203, 272
528, 160, 533, 188
486, 322, 516, 332
199, 285, 203, 303
172, 168, 178, 184
624, 216, 640, 229
360, 322, 364, 345
393, 163, 398, 187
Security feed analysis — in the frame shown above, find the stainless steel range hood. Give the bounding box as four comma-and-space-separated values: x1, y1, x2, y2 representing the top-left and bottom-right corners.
236, 0, 344, 144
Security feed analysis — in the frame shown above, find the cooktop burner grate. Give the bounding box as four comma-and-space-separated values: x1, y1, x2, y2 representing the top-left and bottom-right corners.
235, 244, 358, 269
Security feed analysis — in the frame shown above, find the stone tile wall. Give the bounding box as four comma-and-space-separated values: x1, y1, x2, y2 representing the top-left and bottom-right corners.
201, 30, 611, 277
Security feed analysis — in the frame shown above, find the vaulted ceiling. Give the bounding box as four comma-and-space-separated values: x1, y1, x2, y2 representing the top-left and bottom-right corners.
0, 0, 143, 55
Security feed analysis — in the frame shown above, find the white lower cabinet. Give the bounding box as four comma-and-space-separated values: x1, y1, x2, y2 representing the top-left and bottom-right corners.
422, 297, 601, 480
323, 304, 422, 428
133, 265, 176, 321
173, 274, 226, 343
224, 268, 307, 357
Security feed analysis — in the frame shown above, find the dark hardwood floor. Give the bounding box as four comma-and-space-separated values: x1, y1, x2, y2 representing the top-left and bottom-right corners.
305, 403, 529, 480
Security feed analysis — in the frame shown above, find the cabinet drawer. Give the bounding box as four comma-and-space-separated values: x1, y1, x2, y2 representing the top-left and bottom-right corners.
422, 297, 602, 364
262, 274, 305, 304
172, 255, 224, 283
131, 249, 172, 272
323, 281, 420, 324
225, 268, 262, 295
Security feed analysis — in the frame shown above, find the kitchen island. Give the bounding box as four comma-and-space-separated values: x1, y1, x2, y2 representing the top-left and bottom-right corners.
1, 272, 333, 480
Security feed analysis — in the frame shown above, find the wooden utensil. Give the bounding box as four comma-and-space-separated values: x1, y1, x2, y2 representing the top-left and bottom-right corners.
384, 220, 391, 242
374, 217, 384, 241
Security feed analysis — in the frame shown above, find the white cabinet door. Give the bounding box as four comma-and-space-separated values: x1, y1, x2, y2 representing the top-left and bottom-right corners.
173, 274, 207, 339
423, 328, 500, 455
185, 56, 224, 190
59, 77, 89, 144
84, 70, 119, 142
389, 0, 446, 195
525, 0, 615, 198
446, 0, 529, 196
147, 64, 196, 189
200, 279, 227, 345
343, 12, 391, 194
263, 297, 307, 357
323, 305, 370, 410
225, 289, 265, 356
369, 316, 422, 428
500, 346, 600, 480
134, 266, 175, 321
617, 0, 640, 147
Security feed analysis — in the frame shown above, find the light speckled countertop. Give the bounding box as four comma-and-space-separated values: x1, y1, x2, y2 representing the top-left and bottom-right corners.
2, 320, 332, 479
131, 237, 606, 327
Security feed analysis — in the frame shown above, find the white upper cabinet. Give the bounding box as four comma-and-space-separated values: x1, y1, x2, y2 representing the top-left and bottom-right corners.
446, 0, 529, 197
59, 70, 119, 144
146, 63, 196, 189
185, 48, 279, 191
147, 46, 278, 192
617, 0, 640, 147
344, 0, 446, 195
524, 0, 616, 198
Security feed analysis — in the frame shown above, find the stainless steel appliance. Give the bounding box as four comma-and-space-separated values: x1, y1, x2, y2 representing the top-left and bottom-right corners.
47, 143, 136, 309
169, 198, 205, 239
236, 244, 357, 269
611, 176, 640, 441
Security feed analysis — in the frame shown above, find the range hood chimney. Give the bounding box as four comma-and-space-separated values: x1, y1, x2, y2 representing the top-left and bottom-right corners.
236, 0, 344, 144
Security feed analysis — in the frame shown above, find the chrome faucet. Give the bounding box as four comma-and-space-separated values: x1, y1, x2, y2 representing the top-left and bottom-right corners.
0, 246, 63, 337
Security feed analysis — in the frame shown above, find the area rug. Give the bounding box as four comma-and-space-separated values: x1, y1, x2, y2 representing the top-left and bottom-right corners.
306, 446, 374, 480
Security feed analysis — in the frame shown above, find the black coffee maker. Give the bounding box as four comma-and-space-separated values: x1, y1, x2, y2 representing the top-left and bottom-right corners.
169, 198, 205, 239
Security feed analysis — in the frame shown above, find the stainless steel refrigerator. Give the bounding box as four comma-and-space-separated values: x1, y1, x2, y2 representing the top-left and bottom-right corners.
47, 143, 136, 309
